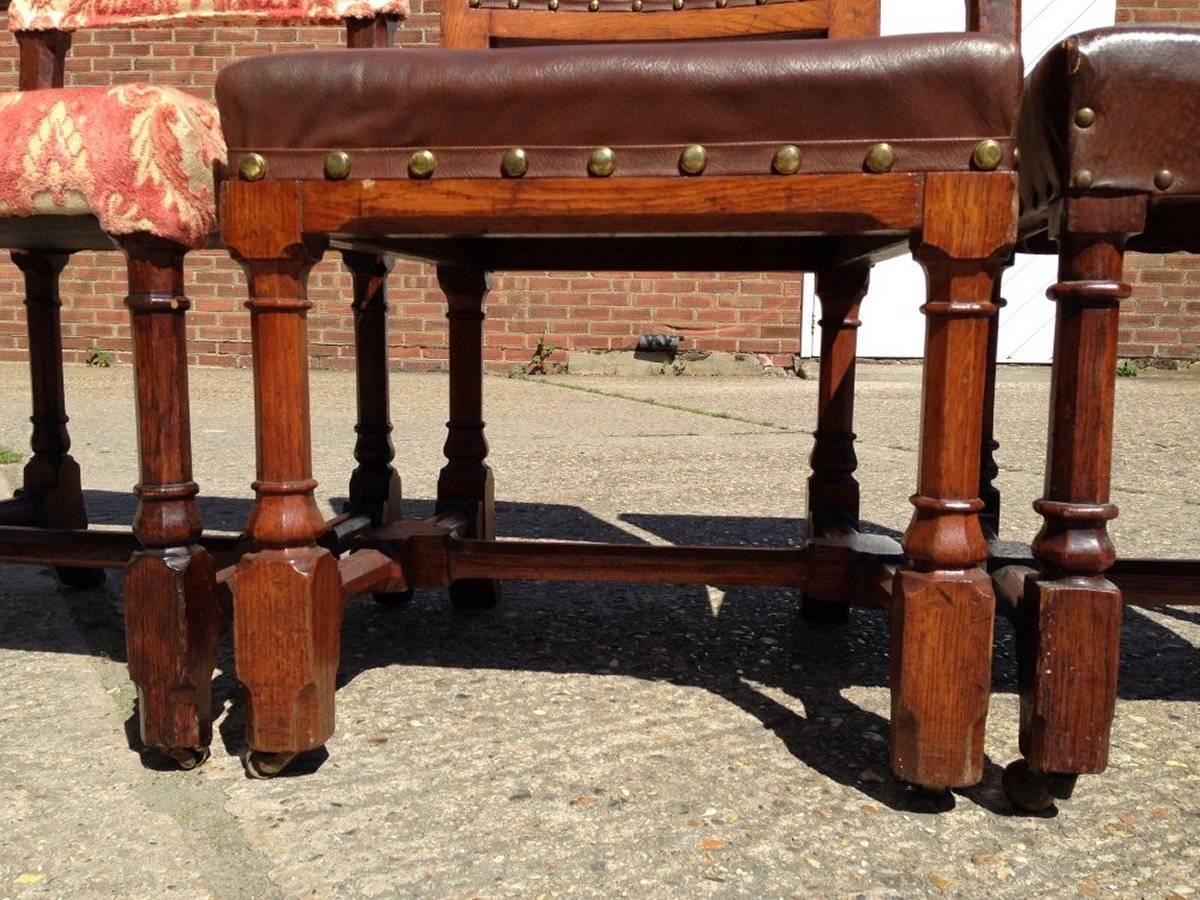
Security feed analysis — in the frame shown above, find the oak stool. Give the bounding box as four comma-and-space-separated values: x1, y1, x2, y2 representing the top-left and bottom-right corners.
215, 0, 1024, 783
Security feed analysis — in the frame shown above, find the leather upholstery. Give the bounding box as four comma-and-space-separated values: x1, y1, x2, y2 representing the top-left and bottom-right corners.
216, 33, 1022, 181
1020, 27, 1200, 223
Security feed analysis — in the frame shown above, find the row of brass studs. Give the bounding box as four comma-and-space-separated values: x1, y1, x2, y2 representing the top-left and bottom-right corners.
1072, 168, 1176, 191
236, 139, 1008, 182
1072, 106, 1176, 192
472, 0, 768, 8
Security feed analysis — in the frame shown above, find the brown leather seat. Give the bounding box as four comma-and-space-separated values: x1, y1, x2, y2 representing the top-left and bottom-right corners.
216, 33, 1022, 181
1020, 27, 1200, 252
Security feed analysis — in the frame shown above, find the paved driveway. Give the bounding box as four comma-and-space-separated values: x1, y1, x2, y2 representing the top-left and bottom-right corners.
0, 363, 1196, 897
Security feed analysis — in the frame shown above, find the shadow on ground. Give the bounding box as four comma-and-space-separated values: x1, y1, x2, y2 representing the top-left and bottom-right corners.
3, 490, 1196, 811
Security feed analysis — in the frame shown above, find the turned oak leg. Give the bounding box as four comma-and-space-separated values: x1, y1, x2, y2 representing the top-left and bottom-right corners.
891, 173, 1016, 789
119, 236, 220, 769
343, 251, 409, 606
344, 251, 402, 525
1002, 205, 1141, 812
436, 264, 500, 611
801, 262, 870, 624
232, 234, 342, 778
12, 251, 103, 589
978, 262, 1009, 541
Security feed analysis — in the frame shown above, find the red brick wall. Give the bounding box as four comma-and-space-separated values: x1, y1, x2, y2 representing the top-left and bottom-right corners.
0, 1, 1193, 370
0, 2, 799, 372
1113, 0, 1200, 363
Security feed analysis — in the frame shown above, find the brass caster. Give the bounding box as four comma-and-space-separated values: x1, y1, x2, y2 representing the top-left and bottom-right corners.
245, 750, 296, 780
449, 578, 501, 612
798, 595, 850, 625
372, 588, 415, 608
56, 566, 107, 590
1002, 759, 1077, 813
1049, 772, 1078, 801
162, 746, 210, 771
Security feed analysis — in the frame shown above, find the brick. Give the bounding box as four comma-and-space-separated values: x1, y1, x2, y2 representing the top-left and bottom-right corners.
0, 2, 1194, 370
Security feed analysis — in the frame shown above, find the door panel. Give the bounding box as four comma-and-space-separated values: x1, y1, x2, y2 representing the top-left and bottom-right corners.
804, 0, 1118, 363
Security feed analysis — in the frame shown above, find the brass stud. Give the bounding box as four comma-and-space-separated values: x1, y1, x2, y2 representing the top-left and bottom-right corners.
715, 0, 727, 6
588, 0, 599, 7
502, 148, 529, 178
1012, 147, 1020, 167
588, 146, 616, 178
238, 153, 266, 182
864, 143, 895, 174
771, 144, 802, 175
468, 0, 480, 6
1155, 169, 1175, 191
508, 0, 519, 7
679, 144, 708, 176
755, 0, 767, 5
632, 0, 642, 8
408, 149, 437, 179
672, 0, 683, 8
1073, 169, 1094, 190
323, 150, 351, 181
548, 0, 558, 8
972, 139, 1004, 172
1074, 107, 1096, 128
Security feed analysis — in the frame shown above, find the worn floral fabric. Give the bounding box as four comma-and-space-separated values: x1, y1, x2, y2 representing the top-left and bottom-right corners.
8, 0, 408, 31
0, 85, 225, 247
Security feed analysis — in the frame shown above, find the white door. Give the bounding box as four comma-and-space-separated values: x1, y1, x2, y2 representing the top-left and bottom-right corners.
800, 0, 1118, 363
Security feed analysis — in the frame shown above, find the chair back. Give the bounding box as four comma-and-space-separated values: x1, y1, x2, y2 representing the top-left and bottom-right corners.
443, 0, 879, 48
443, 0, 1021, 49
7, 0, 405, 89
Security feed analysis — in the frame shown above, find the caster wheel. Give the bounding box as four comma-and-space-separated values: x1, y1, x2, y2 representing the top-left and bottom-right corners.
1048, 772, 1078, 802
245, 750, 296, 779
799, 596, 850, 625
162, 746, 211, 771
449, 578, 500, 612
56, 566, 107, 590
373, 588, 414, 608
905, 786, 956, 814
1002, 759, 1067, 813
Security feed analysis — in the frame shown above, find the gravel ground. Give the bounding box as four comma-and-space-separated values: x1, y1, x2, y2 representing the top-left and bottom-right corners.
0, 362, 1196, 899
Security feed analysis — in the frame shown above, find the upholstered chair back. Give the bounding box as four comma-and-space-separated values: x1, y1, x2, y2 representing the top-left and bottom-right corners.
7, 0, 408, 88
8, 0, 406, 32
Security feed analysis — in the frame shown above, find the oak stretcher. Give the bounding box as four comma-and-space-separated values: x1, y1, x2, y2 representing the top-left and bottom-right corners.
214, 0, 1034, 791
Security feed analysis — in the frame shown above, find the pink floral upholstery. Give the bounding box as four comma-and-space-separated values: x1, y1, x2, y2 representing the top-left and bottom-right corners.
8, 0, 408, 31
0, 85, 225, 247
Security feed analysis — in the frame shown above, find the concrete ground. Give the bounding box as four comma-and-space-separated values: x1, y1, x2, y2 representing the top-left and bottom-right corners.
0, 361, 1196, 899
